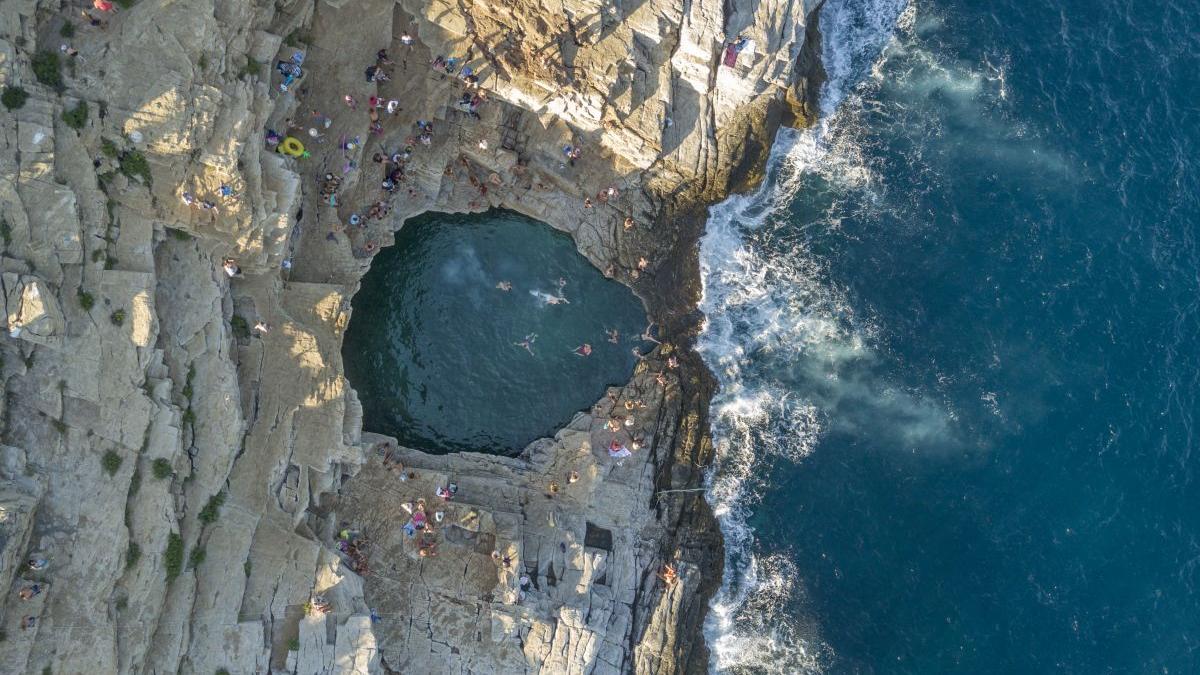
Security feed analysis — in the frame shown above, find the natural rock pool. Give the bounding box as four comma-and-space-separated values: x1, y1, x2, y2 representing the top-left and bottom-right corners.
344, 210, 648, 454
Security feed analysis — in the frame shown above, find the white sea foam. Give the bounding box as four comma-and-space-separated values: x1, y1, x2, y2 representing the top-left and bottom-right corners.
700, 0, 911, 671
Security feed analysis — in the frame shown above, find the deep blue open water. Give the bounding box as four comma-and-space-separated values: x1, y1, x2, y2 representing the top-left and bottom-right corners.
701, 0, 1200, 672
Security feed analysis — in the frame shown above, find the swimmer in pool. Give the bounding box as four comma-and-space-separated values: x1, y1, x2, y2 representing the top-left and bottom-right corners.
530, 289, 570, 305
515, 333, 537, 355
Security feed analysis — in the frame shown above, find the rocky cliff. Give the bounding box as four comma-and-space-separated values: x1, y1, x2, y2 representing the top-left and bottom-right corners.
0, 0, 821, 672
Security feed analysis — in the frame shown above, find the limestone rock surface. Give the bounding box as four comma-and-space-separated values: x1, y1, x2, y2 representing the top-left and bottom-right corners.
0, 0, 822, 672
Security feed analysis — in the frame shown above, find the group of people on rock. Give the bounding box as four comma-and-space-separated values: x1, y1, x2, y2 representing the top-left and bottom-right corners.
336, 527, 371, 576
400, 490, 453, 559
17, 558, 49, 631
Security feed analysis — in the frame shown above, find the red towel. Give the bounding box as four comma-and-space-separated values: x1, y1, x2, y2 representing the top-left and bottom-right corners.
723, 44, 739, 67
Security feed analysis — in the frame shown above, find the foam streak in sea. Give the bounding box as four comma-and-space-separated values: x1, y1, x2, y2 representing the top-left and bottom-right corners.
699, 1, 911, 671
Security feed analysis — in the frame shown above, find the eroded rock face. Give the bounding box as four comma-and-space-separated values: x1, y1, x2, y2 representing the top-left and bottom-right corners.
0, 0, 820, 672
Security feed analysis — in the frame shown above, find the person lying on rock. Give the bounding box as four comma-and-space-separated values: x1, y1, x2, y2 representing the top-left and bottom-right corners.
658, 563, 678, 587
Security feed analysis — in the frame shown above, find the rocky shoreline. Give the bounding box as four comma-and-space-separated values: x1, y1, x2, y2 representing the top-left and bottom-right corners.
0, 0, 822, 672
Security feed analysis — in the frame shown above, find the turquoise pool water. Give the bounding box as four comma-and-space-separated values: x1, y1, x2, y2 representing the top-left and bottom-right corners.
343, 210, 648, 455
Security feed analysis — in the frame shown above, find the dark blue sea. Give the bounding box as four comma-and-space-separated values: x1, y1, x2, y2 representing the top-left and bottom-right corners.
700, 0, 1200, 672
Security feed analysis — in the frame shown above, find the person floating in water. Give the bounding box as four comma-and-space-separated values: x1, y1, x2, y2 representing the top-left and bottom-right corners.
530, 289, 569, 305
574, 343, 592, 357
496, 280, 512, 291
515, 333, 537, 355
606, 328, 620, 344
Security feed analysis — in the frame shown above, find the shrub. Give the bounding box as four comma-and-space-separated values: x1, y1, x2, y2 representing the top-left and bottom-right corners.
101, 449, 122, 475
188, 546, 206, 568
115, 0, 137, 7
126, 541, 141, 568
110, 309, 126, 325
0, 218, 11, 245
167, 227, 192, 241
77, 290, 95, 310
216, 669, 231, 675
31, 51, 63, 90
288, 638, 300, 651
239, 58, 263, 80
182, 408, 196, 426
100, 138, 118, 158
164, 533, 184, 580
1, 86, 28, 110
62, 100, 88, 129
152, 457, 172, 479
243, 560, 252, 577
198, 492, 225, 525
284, 30, 308, 47
128, 470, 141, 495
91, 249, 104, 263
119, 150, 152, 186
51, 418, 67, 434
230, 315, 250, 339
60, 22, 75, 38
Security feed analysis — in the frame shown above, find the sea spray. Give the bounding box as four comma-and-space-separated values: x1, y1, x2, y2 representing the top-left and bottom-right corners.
699, 0, 911, 671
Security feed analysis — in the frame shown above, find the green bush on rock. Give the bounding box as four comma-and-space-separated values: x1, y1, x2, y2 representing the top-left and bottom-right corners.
32, 51, 63, 90
230, 315, 250, 339
164, 533, 184, 580
119, 151, 152, 186
152, 457, 172, 479
62, 100, 88, 130
198, 492, 225, 525
1, 86, 28, 110
101, 450, 122, 475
